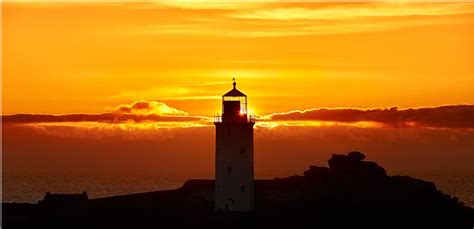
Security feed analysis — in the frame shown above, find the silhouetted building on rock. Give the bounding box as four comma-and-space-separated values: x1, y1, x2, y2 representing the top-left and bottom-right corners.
214, 80, 255, 211
38, 192, 89, 209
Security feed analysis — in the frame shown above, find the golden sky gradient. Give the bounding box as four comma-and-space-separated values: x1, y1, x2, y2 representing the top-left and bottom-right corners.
3, 2, 474, 116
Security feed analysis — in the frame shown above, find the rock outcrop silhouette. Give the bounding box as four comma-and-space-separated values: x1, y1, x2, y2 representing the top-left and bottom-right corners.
4, 152, 474, 228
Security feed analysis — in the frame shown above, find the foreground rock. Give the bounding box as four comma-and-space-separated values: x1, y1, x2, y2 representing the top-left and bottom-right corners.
4, 152, 474, 228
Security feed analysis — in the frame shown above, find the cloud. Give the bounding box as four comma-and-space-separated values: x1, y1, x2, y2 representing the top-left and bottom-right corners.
26, 122, 182, 141
263, 105, 474, 129
2, 101, 208, 125
228, 3, 474, 20
2, 113, 205, 123
113, 101, 188, 115
1, 100, 210, 138
117, 2, 474, 37
111, 84, 223, 101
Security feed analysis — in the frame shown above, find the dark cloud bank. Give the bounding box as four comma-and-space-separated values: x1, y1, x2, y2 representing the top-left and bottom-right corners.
2, 113, 203, 123
266, 105, 474, 129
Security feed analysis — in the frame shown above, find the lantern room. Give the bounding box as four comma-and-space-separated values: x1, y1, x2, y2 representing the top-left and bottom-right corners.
215, 79, 254, 123
223, 80, 247, 115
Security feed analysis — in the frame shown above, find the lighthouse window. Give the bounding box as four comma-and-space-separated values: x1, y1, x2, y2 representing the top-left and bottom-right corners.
240, 147, 246, 155
241, 185, 245, 192
227, 166, 232, 174
228, 198, 235, 207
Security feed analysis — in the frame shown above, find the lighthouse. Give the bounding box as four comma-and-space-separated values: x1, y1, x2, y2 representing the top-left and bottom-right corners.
214, 79, 255, 211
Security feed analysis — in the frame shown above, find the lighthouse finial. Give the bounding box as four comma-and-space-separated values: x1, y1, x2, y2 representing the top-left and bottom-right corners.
232, 77, 236, 89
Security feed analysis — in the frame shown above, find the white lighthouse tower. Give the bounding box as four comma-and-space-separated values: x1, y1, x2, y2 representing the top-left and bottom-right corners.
214, 79, 255, 211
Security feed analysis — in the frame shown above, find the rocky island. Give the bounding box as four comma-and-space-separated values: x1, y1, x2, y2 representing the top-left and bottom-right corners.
4, 152, 474, 228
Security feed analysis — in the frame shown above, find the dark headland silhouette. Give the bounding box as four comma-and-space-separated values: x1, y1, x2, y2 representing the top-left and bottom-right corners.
3, 152, 474, 228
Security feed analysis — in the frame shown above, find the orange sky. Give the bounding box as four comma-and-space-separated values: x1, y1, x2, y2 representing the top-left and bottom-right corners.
3, 2, 474, 192
3, 2, 474, 116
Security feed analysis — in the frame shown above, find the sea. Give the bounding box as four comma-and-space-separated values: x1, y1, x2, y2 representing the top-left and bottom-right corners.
3, 169, 474, 208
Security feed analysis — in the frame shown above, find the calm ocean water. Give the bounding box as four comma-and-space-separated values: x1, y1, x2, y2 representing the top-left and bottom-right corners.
3, 169, 474, 208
